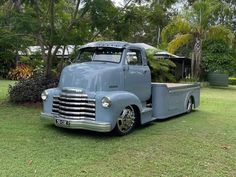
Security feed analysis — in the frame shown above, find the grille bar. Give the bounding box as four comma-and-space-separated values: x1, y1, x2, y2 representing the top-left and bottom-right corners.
58, 105, 95, 112
52, 92, 96, 121
60, 93, 88, 98
59, 96, 95, 102
56, 100, 95, 107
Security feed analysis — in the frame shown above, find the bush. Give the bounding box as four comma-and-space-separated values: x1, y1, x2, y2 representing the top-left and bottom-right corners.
8, 75, 59, 103
8, 63, 33, 80
202, 39, 236, 75
20, 54, 46, 76
229, 77, 236, 85
146, 49, 176, 82
0, 50, 15, 79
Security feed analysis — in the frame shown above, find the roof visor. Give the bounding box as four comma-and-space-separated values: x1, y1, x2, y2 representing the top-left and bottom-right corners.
79, 41, 129, 50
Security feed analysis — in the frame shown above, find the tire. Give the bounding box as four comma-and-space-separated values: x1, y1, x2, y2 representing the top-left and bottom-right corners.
114, 105, 137, 136
186, 97, 194, 113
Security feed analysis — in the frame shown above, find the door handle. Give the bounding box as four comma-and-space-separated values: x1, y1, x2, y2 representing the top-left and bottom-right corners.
143, 70, 147, 74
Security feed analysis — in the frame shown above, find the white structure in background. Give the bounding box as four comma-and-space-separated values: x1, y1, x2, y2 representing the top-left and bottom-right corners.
18, 45, 78, 59
19, 43, 191, 80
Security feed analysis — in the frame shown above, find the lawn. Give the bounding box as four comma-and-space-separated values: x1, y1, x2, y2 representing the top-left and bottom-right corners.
0, 80, 236, 177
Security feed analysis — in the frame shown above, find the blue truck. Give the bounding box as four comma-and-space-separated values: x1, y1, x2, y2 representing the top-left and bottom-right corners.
41, 41, 200, 135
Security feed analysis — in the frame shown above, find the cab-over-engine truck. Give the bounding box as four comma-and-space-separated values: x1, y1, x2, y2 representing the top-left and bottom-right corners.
41, 41, 200, 135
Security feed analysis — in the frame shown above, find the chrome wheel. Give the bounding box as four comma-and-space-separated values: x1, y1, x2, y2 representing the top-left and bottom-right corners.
116, 106, 136, 135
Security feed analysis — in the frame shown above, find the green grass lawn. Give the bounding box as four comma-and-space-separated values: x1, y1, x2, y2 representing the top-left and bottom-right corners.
0, 80, 236, 177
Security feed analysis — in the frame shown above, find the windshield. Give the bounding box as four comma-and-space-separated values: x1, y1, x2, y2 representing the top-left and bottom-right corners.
78, 47, 123, 63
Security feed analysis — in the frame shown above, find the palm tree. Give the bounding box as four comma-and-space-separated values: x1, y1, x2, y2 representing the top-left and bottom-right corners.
161, 0, 234, 79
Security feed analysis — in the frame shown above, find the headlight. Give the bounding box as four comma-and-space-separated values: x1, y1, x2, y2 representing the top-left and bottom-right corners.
102, 97, 111, 108
41, 90, 48, 101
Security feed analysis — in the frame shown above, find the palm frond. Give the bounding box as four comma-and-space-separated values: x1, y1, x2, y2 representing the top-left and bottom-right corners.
161, 17, 191, 45
167, 33, 193, 54
207, 25, 235, 46
192, 0, 222, 29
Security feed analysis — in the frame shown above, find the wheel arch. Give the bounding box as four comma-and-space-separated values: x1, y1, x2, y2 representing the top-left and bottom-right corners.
184, 92, 195, 111
96, 91, 143, 129
131, 104, 141, 126
190, 95, 195, 107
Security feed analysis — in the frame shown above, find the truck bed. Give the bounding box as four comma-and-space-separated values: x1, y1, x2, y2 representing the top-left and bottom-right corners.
153, 83, 199, 89
151, 82, 200, 119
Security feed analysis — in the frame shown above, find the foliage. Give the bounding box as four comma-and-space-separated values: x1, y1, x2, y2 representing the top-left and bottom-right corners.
8, 63, 33, 80
229, 77, 236, 85
146, 49, 176, 82
161, 0, 235, 79
20, 54, 45, 76
0, 5, 34, 79
0, 0, 235, 80
0, 48, 15, 79
0, 29, 15, 79
1, 0, 84, 78
202, 39, 236, 74
8, 75, 58, 103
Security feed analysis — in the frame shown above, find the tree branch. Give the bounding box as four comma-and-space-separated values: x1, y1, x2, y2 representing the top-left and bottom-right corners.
90, 0, 133, 41
52, 0, 81, 58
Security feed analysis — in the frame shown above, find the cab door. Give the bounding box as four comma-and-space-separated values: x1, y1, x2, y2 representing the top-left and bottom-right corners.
124, 48, 151, 102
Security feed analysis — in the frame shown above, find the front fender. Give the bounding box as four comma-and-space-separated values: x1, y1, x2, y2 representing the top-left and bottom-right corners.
42, 87, 61, 114
95, 91, 142, 130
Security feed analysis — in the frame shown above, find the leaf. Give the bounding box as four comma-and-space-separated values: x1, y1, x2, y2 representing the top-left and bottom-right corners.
167, 34, 193, 54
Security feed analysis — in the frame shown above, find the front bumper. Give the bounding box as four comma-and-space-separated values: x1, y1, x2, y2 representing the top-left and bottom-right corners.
41, 113, 112, 132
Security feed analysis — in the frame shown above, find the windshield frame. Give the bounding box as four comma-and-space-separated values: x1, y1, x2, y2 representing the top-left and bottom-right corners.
77, 47, 124, 64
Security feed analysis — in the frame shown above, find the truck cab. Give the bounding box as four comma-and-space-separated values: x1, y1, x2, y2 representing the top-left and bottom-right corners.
41, 41, 200, 135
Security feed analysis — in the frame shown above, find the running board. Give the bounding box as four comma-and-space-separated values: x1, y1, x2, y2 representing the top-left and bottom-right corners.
141, 107, 153, 124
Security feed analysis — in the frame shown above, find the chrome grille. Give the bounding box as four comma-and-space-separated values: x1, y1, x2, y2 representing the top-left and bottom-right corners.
52, 92, 96, 121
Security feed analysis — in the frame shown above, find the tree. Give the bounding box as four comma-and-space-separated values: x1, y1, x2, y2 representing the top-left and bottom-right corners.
113, 0, 177, 45
0, 1, 33, 78
161, 0, 235, 79
5, 0, 83, 77
217, 0, 236, 34
202, 39, 236, 75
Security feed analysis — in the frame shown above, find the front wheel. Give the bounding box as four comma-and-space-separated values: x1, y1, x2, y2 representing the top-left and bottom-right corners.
114, 106, 137, 136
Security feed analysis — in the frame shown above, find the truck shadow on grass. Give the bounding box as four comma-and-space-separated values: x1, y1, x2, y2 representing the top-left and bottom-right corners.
44, 124, 121, 139
136, 110, 199, 132
154, 110, 199, 123
43, 110, 199, 138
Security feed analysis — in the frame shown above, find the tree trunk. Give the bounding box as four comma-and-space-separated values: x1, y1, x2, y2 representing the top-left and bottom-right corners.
12, 0, 22, 11
45, 46, 53, 78
192, 36, 202, 79
157, 26, 161, 45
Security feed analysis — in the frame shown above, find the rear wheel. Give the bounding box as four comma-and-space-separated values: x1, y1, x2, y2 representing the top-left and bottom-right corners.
114, 106, 137, 136
186, 97, 194, 113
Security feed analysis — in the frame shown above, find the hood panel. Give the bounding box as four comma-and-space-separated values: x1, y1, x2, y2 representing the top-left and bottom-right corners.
59, 63, 123, 92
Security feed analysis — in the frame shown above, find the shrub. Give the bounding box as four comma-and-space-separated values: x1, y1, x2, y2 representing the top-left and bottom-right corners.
8, 63, 33, 80
20, 54, 46, 76
146, 49, 176, 82
202, 39, 236, 75
0, 52, 15, 79
8, 75, 59, 103
229, 77, 236, 85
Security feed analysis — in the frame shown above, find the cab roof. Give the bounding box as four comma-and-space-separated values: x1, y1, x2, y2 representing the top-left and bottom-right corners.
79, 41, 146, 50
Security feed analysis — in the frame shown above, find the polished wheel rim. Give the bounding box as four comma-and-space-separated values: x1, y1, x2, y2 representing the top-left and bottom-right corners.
117, 106, 135, 133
